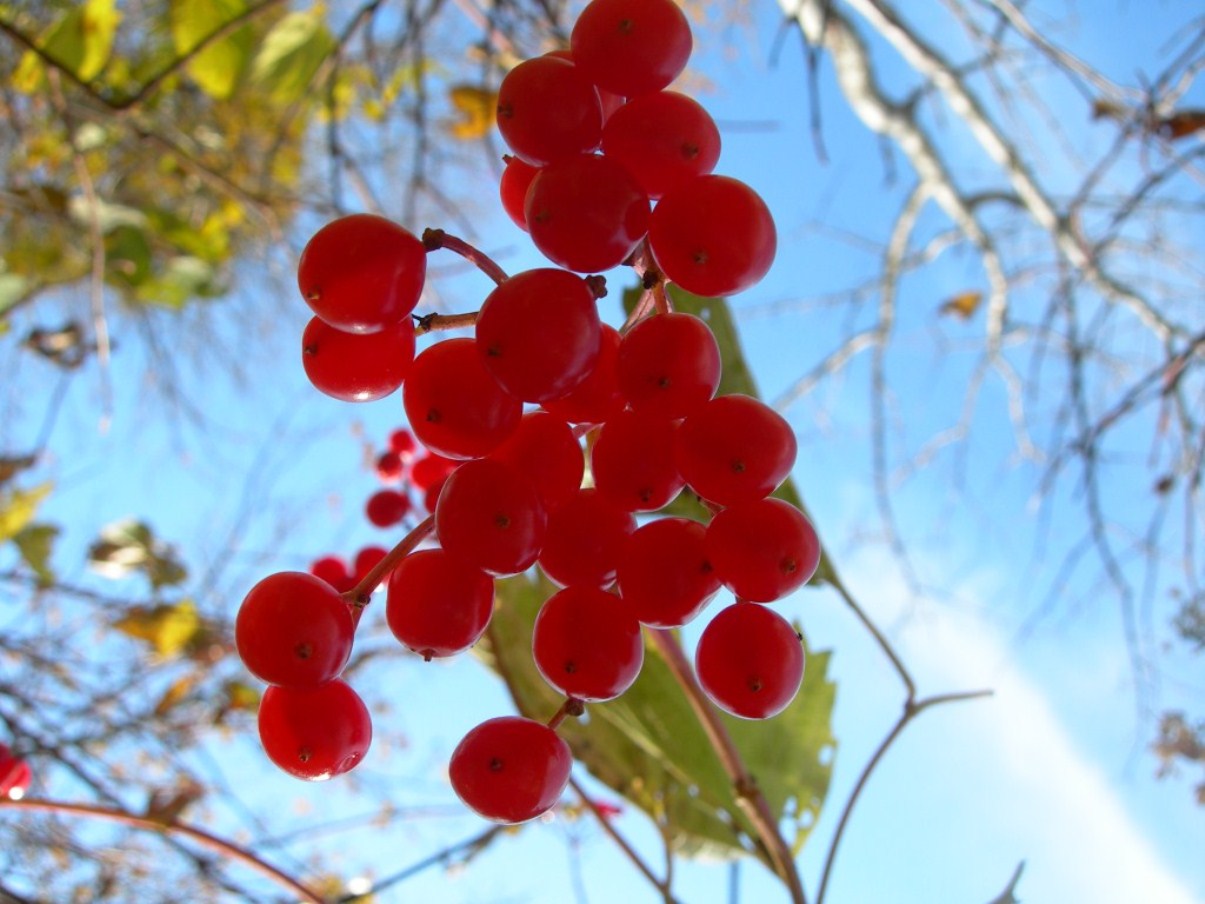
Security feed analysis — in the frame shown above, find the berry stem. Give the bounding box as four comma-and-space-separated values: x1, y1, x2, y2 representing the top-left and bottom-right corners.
546, 697, 585, 731
422, 228, 509, 285
0, 798, 327, 904
414, 311, 479, 334
647, 628, 806, 904
621, 239, 672, 334
343, 514, 436, 609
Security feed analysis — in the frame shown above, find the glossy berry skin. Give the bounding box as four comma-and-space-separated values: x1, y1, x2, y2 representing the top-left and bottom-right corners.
499, 156, 541, 231
695, 602, 804, 719
496, 56, 602, 166
375, 449, 405, 483
449, 716, 572, 823
617, 517, 719, 628
410, 452, 458, 490
602, 91, 721, 198
675, 394, 797, 506
298, 214, 426, 334
365, 489, 410, 528
476, 268, 602, 404
352, 546, 388, 583
0, 744, 31, 800
617, 312, 721, 419
706, 498, 821, 603
532, 586, 644, 701
591, 408, 684, 512
236, 571, 354, 688
542, 324, 625, 425
538, 488, 635, 588
258, 679, 372, 781
649, 175, 777, 298
309, 555, 355, 593
389, 429, 417, 457
403, 337, 522, 460
526, 153, 651, 273
435, 458, 547, 576
570, 0, 693, 97
490, 411, 585, 511
301, 316, 416, 402
386, 549, 494, 659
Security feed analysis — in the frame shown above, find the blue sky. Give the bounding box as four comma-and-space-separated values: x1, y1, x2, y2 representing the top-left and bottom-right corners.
3, 1, 1202, 902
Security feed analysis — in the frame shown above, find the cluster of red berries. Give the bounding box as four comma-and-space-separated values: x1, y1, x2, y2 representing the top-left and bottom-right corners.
1, 742, 32, 801
236, 0, 820, 824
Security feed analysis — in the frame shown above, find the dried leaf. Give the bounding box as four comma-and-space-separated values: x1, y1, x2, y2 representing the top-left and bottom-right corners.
88, 518, 187, 588
1157, 109, 1205, 141
939, 291, 983, 320
113, 599, 202, 659
447, 84, 497, 140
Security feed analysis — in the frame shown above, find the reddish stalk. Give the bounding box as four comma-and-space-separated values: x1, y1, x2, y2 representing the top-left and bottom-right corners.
1, 798, 327, 903
422, 228, 509, 285
414, 311, 479, 334
342, 515, 435, 608
546, 697, 585, 731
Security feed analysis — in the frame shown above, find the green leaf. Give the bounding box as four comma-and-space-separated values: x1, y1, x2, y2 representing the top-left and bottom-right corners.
104, 225, 153, 289
30, 0, 120, 82
481, 572, 836, 863
14, 523, 59, 587
0, 482, 53, 543
135, 256, 221, 309
171, 0, 255, 99
250, 6, 336, 104
88, 518, 188, 589
622, 283, 836, 586
0, 273, 30, 317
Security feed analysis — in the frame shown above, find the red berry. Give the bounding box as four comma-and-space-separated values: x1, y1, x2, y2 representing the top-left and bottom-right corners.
490, 411, 585, 511
475, 268, 602, 403
353, 546, 388, 582
602, 91, 721, 198
386, 549, 494, 659
403, 337, 522, 459
449, 716, 572, 823
500, 156, 541, 231
570, 0, 693, 97
695, 602, 804, 719
365, 489, 411, 528
705, 498, 821, 602
410, 452, 458, 490
496, 56, 602, 166
532, 586, 644, 701
526, 153, 650, 273
617, 517, 719, 628
309, 555, 355, 593
616, 311, 721, 419
301, 316, 416, 402
298, 214, 426, 333
435, 458, 547, 576
375, 450, 405, 483
538, 488, 635, 588
0, 744, 32, 800
236, 572, 354, 688
590, 408, 684, 512
542, 324, 625, 425
257, 679, 372, 780
675, 394, 797, 506
649, 175, 776, 297
389, 429, 417, 457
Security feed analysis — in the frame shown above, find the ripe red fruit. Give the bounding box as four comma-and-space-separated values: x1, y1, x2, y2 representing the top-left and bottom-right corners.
490, 411, 585, 511
570, 0, 693, 97
352, 546, 388, 583
402, 337, 522, 459
542, 323, 625, 425
499, 155, 541, 231
386, 549, 494, 659
590, 408, 684, 512
257, 679, 372, 781
0, 743, 32, 800
675, 394, 797, 505
301, 316, 416, 402
532, 586, 644, 701
298, 214, 426, 334
617, 517, 719, 628
538, 488, 635, 588
435, 458, 547, 576
236, 572, 354, 688
602, 91, 721, 198
410, 452, 458, 490
365, 489, 410, 528
695, 602, 804, 719
449, 716, 572, 823
309, 555, 355, 593
389, 428, 417, 457
475, 269, 602, 403
496, 56, 603, 166
649, 175, 777, 297
705, 498, 821, 602
375, 450, 405, 483
526, 153, 650, 273
616, 311, 721, 419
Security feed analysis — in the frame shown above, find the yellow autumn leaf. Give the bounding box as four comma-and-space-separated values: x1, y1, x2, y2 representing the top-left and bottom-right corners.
939, 290, 983, 320
113, 599, 201, 659
154, 674, 198, 715
0, 482, 53, 543
447, 84, 497, 140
